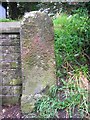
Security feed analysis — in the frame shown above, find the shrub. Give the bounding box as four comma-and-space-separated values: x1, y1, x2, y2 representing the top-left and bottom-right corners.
54, 8, 90, 77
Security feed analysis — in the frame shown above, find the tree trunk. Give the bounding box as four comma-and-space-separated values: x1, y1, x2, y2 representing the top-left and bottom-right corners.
9, 2, 17, 20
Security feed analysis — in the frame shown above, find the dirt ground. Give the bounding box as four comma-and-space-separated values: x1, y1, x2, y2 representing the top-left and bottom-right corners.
0, 104, 89, 119
0, 105, 22, 119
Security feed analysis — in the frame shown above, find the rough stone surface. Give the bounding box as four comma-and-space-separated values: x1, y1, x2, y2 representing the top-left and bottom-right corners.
0, 22, 22, 105
0, 37, 2, 108
2, 95, 20, 105
21, 11, 56, 113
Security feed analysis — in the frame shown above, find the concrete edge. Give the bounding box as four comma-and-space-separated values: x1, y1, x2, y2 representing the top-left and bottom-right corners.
0, 22, 20, 33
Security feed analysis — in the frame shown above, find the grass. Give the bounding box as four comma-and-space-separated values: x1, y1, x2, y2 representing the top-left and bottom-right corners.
34, 8, 90, 118
0, 19, 18, 22
34, 77, 88, 118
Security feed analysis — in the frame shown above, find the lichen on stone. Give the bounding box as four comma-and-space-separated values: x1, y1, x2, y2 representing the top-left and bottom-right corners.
21, 11, 56, 114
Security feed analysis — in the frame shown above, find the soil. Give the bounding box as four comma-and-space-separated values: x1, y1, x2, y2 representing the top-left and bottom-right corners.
0, 104, 37, 119
0, 104, 68, 119
0, 104, 22, 119
0, 105, 89, 119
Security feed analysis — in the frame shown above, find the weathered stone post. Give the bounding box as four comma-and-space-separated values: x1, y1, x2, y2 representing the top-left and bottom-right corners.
20, 11, 56, 113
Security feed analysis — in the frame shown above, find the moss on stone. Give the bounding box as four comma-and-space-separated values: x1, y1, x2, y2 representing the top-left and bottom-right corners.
10, 62, 18, 68
21, 102, 35, 113
3, 96, 20, 105
14, 87, 21, 95
21, 94, 35, 113
10, 78, 21, 85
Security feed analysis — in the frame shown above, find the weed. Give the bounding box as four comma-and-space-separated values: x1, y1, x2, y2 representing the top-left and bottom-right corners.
0, 19, 18, 22
34, 77, 88, 118
34, 8, 90, 118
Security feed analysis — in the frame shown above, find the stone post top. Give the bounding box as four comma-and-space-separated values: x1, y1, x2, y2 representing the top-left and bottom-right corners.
24, 11, 48, 18
21, 11, 51, 25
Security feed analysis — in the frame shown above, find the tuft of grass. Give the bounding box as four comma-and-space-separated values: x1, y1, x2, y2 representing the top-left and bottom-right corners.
34, 76, 88, 118
0, 19, 18, 22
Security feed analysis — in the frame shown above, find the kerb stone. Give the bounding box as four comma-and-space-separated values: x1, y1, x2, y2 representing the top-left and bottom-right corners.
20, 11, 56, 113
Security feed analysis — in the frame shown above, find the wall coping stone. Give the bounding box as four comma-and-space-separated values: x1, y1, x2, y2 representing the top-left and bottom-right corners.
0, 22, 20, 33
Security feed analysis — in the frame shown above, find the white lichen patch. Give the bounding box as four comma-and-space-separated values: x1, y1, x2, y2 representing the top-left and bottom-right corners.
37, 55, 40, 59
21, 11, 39, 25
35, 65, 38, 69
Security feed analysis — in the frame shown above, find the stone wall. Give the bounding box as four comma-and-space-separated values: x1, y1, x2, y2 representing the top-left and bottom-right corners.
0, 22, 22, 105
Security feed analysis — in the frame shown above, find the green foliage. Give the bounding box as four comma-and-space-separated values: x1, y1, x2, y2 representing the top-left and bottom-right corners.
34, 95, 58, 118
54, 8, 89, 117
34, 8, 89, 118
0, 19, 17, 22
34, 80, 88, 118
17, 2, 39, 18
54, 8, 90, 77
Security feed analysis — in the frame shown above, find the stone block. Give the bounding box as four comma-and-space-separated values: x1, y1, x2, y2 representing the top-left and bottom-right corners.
1, 86, 21, 96
0, 95, 2, 109
2, 95, 20, 105
2, 52, 20, 62
1, 34, 20, 46
21, 11, 56, 113
3, 77, 21, 86
2, 69, 22, 85
0, 86, 2, 94
2, 61, 19, 69
2, 46, 20, 54
0, 45, 2, 64
0, 70, 2, 86
0, 46, 2, 86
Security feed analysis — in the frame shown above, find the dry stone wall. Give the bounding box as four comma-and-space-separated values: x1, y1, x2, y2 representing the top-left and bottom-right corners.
0, 22, 22, 105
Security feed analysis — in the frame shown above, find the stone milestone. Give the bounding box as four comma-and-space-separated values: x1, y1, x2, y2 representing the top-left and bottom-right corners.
20, 11, 56, 113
